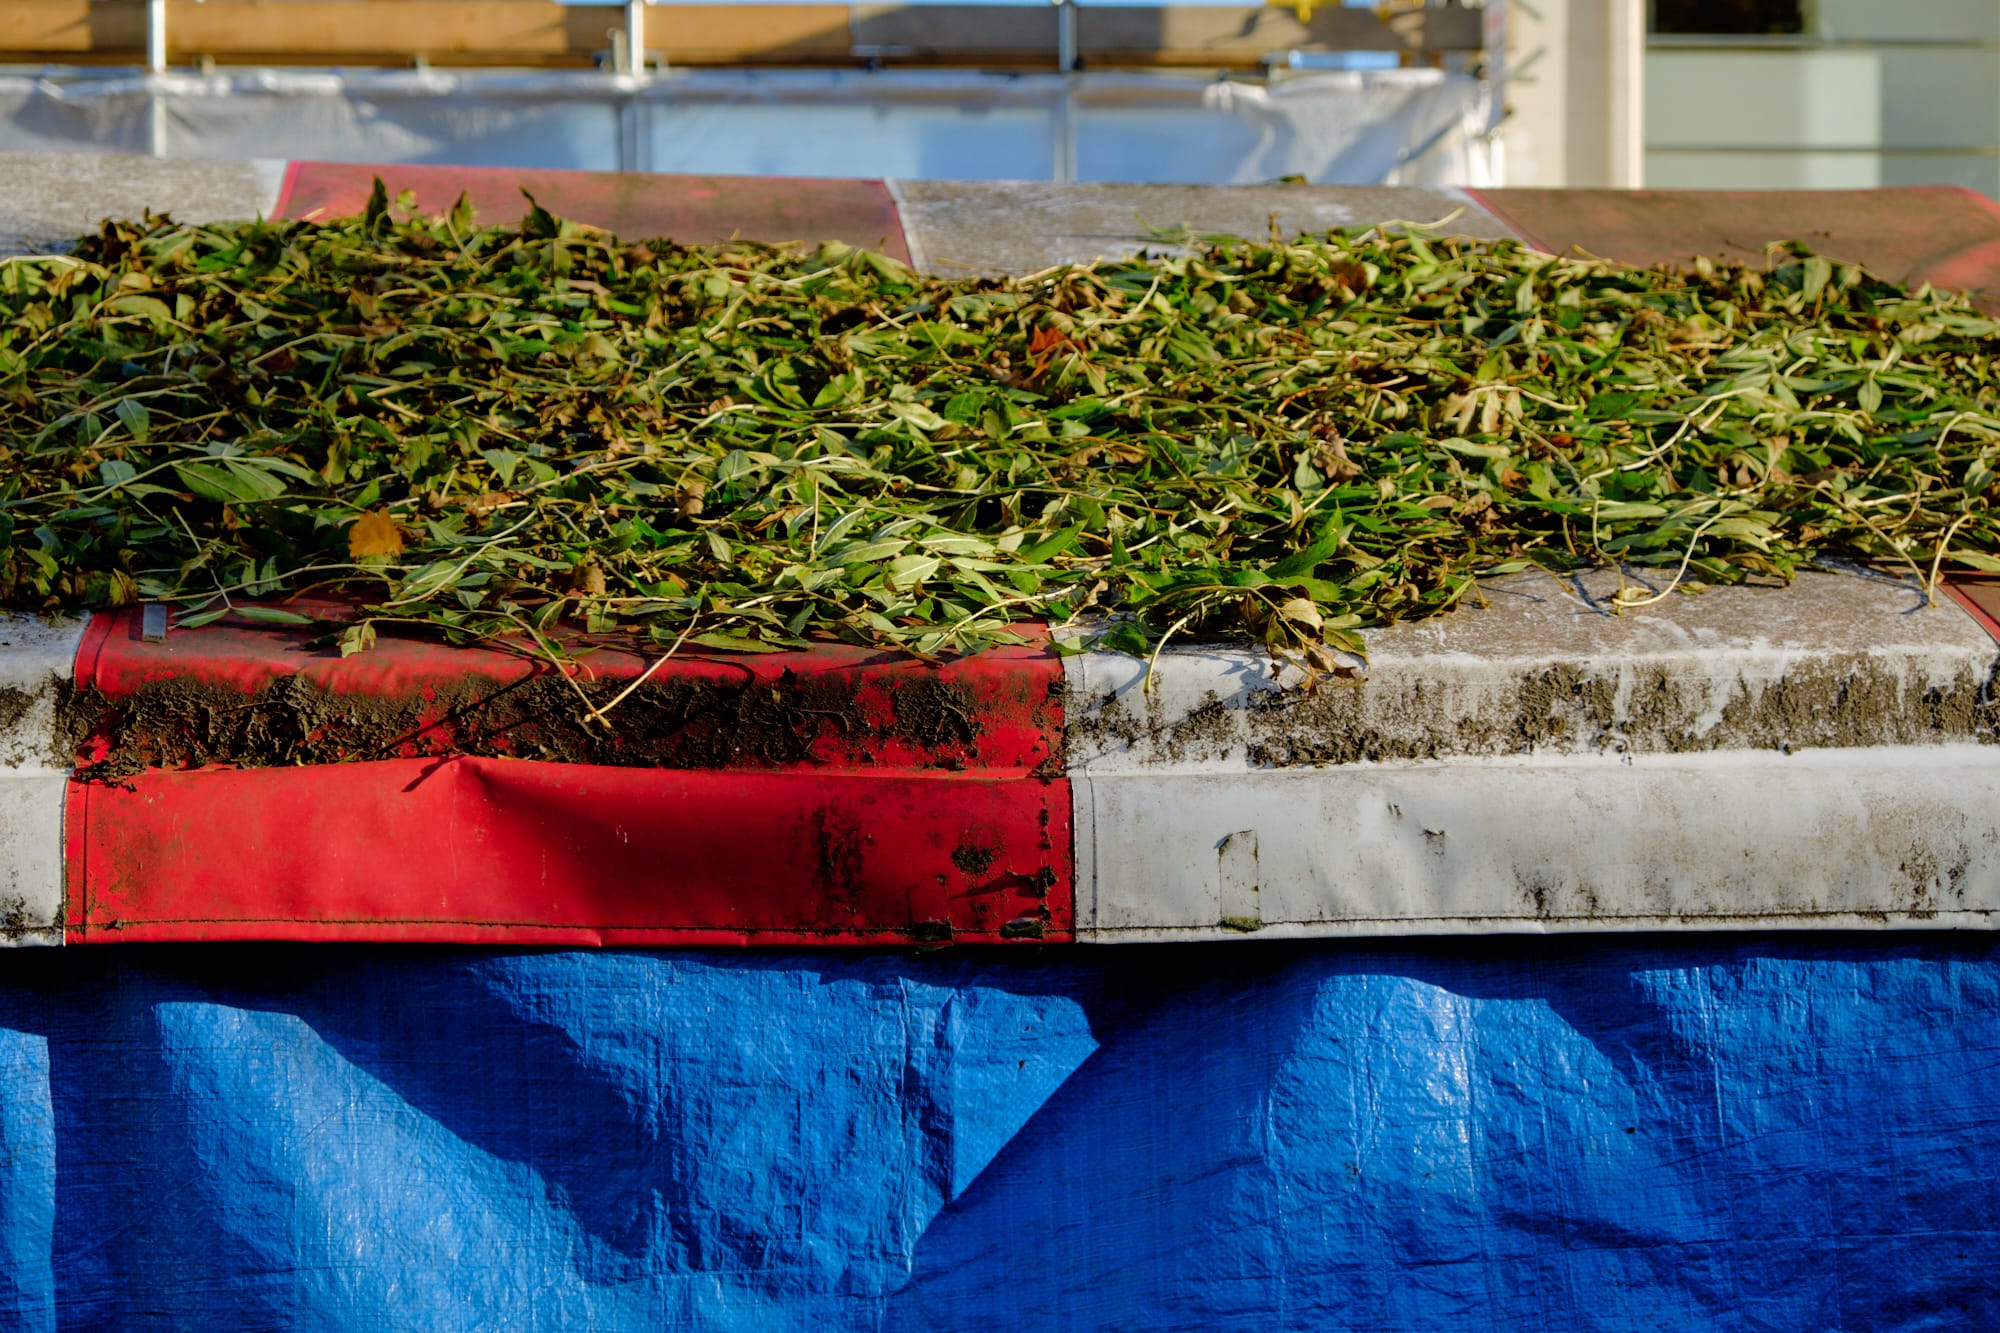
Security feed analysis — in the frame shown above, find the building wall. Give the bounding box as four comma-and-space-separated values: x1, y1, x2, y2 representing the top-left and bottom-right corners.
1494, 0, 1647, 188
1645, 0, 2000, 198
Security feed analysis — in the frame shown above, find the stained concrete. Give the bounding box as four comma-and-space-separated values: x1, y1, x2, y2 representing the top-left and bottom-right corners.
1076, 745, 2000, 938
0, 154, 1519, 270
0, 152, 283, 257
890, 179, 1514, 275
0, 615, 86, 946
1067, 567, 2000, 936
1067, 567, 2000, 771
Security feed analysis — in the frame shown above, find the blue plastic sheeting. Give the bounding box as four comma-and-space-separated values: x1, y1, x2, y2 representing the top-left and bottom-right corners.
0, 937, 1996, 1330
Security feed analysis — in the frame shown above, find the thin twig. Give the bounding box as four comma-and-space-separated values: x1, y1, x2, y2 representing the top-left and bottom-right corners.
1610, 507, 1735, 611
583, 622, 696, 728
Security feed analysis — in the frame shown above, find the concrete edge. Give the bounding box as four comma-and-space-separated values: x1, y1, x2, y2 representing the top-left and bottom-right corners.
1073, 745, 2000, 939
1085, 912, 2000, 942
1065, 569, 2000, 772
0, 614, 87, 945
883, 178, 928, 274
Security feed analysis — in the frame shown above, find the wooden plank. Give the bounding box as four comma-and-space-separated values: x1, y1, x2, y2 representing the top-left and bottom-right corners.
170, 1, 604, 62
852, 4, 1482, 59
1, 0, 145, 56
1088, 5, 1482, 58
850, 4, 1057, 55
645, 6, 854, 63
0, 0, 1483, 68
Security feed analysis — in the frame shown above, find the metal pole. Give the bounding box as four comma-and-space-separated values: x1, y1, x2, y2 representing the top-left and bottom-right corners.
146, 0, 168, 73
1607, 0, 1644, 188
626, 0, 647, 76
1052, 0, 1077, 182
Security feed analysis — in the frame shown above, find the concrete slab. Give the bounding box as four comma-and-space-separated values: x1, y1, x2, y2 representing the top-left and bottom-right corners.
1065, 566, 2000, 938
890, 179, 1514, 275
1066, 567, 2000, 772
1076, 746, 2000, 938
0, 152, 284, 257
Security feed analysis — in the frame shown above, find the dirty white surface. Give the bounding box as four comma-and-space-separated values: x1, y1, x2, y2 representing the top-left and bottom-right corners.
1067, 568, 2000, 770
892, 179, 1508, 276
0, 615, 84, 945
1066, 567, 2000, 939
1074, 745, 2000, 939
0, 152, 284, 257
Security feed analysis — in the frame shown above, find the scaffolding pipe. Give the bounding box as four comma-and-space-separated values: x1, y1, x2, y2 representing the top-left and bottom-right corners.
625, 0, 648, 76
146, 0, 168, 73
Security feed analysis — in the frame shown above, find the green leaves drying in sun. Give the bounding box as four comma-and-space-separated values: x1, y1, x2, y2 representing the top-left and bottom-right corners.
3, 189, 2000, 667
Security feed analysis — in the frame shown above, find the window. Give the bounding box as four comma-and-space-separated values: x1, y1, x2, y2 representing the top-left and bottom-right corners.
1650, 0, 1805, 35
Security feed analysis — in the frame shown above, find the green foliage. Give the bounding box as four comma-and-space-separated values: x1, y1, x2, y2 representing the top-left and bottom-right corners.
2, 193, 1998, 665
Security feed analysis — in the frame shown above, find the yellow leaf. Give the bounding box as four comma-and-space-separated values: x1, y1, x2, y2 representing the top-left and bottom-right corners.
347, 509, 405, 559
1276, 596, 1323, 631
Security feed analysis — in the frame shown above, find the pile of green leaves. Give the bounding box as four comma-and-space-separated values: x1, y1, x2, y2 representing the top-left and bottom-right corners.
3, 184, 1999, 665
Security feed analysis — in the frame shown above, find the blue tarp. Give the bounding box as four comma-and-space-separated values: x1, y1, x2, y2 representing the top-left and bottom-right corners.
0, 937, 1995, 1329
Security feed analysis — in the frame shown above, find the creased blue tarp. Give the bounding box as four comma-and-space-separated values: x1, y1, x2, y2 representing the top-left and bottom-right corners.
0, 937, 1996, 1330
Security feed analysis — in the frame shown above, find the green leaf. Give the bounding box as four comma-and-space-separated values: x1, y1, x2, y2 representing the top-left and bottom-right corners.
173, 458, 291, 505
339, 621, 379, 657
115, 397, 151, 443
1801, 256, 1832, 305
689, 630, 784, 653
1096, 621, 1151, 657
174, 604, 231, 629
234, 606, 314, 625
1858, 377, 1883, 416
174, 462, 251, 504
520, 190, 559, 241
1439, 437, 1511, 459
1269, 514, 1348, 579
105, 295, 173, 328
363, 177, 391, 233
482, 449, 522, 486
1017, 525, 1083, 565
890, 402, 950, 432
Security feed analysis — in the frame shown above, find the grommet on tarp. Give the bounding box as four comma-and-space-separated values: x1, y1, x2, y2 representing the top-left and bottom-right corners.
140, 604, 169, 643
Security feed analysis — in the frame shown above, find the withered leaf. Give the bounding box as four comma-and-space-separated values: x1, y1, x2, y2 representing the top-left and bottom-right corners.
347, 510, 406, 559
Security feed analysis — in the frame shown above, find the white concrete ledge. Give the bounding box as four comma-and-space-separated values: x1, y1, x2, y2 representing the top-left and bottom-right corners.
1068, 569, 2000, 771
1066, 568, 2000, 939
891, 180, 1509, 276
0, 615, 86, 945
1075, 745, 2000, 939
0, 153, 285, 258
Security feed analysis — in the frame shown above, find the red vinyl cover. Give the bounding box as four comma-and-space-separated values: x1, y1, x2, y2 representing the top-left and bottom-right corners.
65, 759, 1069, 945
64, 607, 1069, 944
273, 160, 914, 263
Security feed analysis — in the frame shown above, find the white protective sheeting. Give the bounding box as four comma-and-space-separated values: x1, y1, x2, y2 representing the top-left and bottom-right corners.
0, 66, 1496, 185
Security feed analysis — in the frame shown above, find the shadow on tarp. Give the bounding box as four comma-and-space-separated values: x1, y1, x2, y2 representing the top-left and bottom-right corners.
0, 936, 1993, 1329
